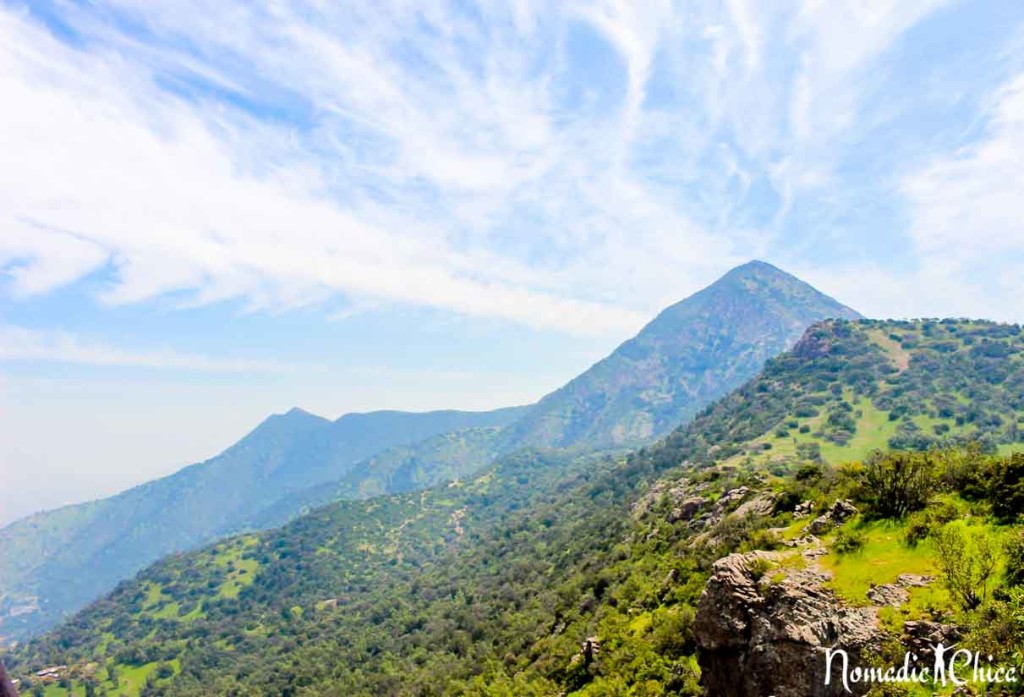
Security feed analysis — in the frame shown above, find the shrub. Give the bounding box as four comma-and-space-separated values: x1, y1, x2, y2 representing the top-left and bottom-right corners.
795, 463, 823, 482
833, 528, 864, 555
857, 451, 937, 519
649, 606, 696, 659
933, 523, 999, 611
796, 442, 822, 462
1005, 532, 1024, 587
746, 557, 773, 582
990, 453, 1024, 523
741, 529, 782, 553
903, 516, 930, 548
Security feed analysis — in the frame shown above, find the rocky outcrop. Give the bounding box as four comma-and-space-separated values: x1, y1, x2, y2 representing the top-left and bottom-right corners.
634, 480, 779, 535
808, 499, 858, 536
667, 496, 705, 524
0, 660, 18, 697
866, 574, 934, 608
902, 620, 960, 664
866, 583, 909, 608
794, 500, 815, 518
732, 492, 777, 519
631, 480, 711, 521
694, 551, 883, 697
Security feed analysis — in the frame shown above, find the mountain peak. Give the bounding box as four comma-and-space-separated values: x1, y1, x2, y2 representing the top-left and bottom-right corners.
723, 259, 782, 276
660, 261, 862, 322
709, 259, 839, 293
507, 263, 861, 449
714, 259, 817, 288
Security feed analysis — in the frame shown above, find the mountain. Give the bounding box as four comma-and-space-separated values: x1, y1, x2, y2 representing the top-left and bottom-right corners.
508, 260, 861, 448
0, 260, 858, 643
0, 406, 528, 641
10, 318, 1023, 696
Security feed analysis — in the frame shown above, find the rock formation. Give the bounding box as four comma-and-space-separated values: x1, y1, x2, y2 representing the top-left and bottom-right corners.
694, 551, 883, 697
0, 660, 18, 697
807, 499, 858, 536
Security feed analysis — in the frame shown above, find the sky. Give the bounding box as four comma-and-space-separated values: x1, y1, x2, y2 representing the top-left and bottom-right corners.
2, 0, 1024, 525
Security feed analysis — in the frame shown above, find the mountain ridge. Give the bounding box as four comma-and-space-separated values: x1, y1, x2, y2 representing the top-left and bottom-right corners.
0, 405, 530, 641
0, 261, 859, 642
9, 318, 1024, 696
507, 260, 861, 448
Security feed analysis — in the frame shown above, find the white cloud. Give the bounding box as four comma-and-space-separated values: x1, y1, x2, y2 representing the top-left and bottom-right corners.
0, 0, 1009, 339
0, 5, 654, 337
0, 325, 298, 372
903, 73, 1024, 257
0, 223, 109, 297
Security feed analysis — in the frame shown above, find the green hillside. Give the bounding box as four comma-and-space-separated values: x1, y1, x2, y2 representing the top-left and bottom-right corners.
1, 261, 857, 644
508, 260, 861, 448
242, 425, 536, 530
657, 318, 1024, 472
0, 406, 529, 642
9, 318, 1024, 696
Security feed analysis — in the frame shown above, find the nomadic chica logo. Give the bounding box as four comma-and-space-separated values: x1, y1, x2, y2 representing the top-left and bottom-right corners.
824, 644, 1018, 692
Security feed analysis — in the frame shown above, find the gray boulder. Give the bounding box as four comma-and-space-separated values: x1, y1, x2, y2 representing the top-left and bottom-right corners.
694, 551, 883, 696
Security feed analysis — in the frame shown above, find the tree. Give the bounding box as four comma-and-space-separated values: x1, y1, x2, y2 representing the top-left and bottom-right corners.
933, 523, 999, 611
990, 453, 1024, 523
858, 451, 936, 519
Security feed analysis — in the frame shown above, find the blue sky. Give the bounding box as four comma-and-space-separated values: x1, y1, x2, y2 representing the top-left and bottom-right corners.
2, 0, 1024, 523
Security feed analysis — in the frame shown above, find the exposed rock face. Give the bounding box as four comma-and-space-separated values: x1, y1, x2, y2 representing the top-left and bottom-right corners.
732, 492, 777, 519
866, 583, 909, 608
808, 499, 858, 536
794, 500, 815, 519
902, 620, 961, 665
631, 480, 711, 521
634, 481, 778, 533
668, 496, 705, 524
866, 574, 934, 608
694, 551, 883, 697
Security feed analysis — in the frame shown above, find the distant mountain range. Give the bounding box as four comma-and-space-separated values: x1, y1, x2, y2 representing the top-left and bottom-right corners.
0, 260, 859, 641
12, 318, 1024, 696
0, 406, 529, 639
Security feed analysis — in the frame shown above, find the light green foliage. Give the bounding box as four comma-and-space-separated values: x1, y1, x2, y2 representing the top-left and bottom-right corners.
9, 319, 1024, 696
933, 521, 1001, 610
0, 407, 529, 639
821, 519, 943, 607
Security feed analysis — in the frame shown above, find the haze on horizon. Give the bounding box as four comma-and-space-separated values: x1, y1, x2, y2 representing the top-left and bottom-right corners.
2, 0, 1024, 525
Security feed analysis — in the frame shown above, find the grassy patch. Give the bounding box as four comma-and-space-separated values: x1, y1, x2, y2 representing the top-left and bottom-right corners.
818, 397, 898, 464
820, 517, 940, 607
34, 659, 176, 697
211, 539, 260, 599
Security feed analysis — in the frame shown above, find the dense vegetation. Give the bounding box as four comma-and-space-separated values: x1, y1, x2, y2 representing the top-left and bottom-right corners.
0, 407, 528, 641
1, 260, 854, 643
8, 318, 1024, 696
653, 317, 1024, 471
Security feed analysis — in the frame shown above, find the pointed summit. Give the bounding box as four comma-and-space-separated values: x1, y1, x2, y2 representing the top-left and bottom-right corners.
507, 262, 861, 448
722, 258, 781, 276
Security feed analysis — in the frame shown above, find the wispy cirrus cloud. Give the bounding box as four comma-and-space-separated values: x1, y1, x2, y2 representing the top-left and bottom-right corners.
0, 324, 298, 372
1, 0, 1022, 336
903, 73, 1024, 259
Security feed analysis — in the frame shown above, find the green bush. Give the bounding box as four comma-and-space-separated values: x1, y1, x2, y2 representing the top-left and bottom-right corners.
903, 516, 930, 548
933, 523, 1000, 611
857, 451, 937, 519
795, 463, 823, 482
746, 557, 773, 582
1005, 532, 1024, 587
833, 528, 864, 555
990, 453, 1024, 523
